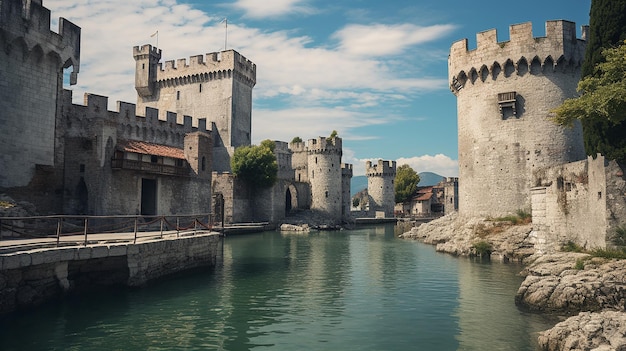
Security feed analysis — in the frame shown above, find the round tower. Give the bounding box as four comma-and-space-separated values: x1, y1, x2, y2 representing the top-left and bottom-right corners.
449, 20, 587, 217
366, 160, 396, 218
341, 163, 353, 222
308, 137, 343, 223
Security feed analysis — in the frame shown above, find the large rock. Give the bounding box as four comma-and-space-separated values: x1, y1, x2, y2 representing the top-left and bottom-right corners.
516, 254, 626, 313
538, 311, 626, 351
400, 213, 535, 262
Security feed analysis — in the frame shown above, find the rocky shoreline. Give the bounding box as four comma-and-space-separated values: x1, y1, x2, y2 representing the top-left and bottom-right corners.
401, 214, 626, 351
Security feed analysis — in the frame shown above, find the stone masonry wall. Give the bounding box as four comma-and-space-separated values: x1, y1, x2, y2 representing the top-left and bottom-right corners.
0, 0, 80, 188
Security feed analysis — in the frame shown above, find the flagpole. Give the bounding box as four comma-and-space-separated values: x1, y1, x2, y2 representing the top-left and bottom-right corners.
220, 18, 228, 51
151, 30, 159, 49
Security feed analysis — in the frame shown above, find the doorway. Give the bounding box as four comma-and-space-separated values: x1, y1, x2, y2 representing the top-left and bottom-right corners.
141, 178, 157, 216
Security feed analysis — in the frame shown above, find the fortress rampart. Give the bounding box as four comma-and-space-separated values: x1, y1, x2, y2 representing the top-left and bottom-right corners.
449, 20, 587, 93
450, 20, 587, 217
133, 45, 256, 89
63, 91, 211, 146
307, 137, 343, 223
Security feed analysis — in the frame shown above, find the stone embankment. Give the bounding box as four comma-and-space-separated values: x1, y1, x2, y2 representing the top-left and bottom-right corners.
0, 232, 220, 314
400, 214, 626, 351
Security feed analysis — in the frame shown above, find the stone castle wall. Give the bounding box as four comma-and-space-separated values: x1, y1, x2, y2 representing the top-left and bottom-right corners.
61, 92, 212, 215
0, 0, 80, 189
450, 20, 587, 217
531, 155, 626, 252
366, 160, 396, 217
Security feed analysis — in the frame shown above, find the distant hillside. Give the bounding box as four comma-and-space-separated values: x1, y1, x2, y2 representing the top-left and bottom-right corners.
350, 172, 446, 196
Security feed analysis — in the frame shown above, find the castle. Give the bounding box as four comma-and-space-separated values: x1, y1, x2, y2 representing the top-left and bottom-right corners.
0, 0, 376, 226
450, 20, 626, 250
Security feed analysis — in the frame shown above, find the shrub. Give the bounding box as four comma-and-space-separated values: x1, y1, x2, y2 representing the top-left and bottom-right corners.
472, 241, 493, 258
612, 226, 626, 246
589, 248, 626, 260
574, 258, 585, 270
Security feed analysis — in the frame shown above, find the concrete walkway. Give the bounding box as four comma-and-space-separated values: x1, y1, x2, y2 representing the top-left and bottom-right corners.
0, 229, 210, 254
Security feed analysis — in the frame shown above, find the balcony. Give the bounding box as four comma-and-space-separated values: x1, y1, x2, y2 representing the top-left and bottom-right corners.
111, 158, 190, 177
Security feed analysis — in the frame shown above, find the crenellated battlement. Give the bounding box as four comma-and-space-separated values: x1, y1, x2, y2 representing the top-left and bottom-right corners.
365, 160, 396, 177
307, 137, 343, 156
133, 44, 162, 60
341, 163, 353, 177
449, 20, 587, 94
144, 48, 256, 88
0, 0, 81, 84
64, 91, 210, 145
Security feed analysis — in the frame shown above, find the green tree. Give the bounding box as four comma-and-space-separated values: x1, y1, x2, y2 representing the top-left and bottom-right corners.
578, 0, 626, 165
327, 130, 338, 142
552, 41, 626, 164
231, 140, 278, 189
291, 136, 302, 143
394, 164, 420, 203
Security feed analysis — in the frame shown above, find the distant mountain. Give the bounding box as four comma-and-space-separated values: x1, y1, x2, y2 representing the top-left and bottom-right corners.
350, 172, 446, 196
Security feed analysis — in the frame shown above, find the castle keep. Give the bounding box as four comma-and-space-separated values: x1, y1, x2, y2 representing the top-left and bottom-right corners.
450, 20, 587, 217
133, 45, 256, 172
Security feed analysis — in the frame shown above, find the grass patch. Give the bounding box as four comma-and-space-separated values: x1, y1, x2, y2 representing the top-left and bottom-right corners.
562, 241, 585, 253
588, 248, 626, 260
574, 258, 585, 270
490, 209, 532, 225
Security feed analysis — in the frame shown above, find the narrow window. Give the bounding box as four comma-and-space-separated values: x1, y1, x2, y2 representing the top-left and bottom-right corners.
201, 156, 206, 171
598, 191, 602, 200
79, 164, 85, 173
142, 63, 145, 69
177, 91, 180, 100
325, 191, 329, 198
199, 84, 202, 93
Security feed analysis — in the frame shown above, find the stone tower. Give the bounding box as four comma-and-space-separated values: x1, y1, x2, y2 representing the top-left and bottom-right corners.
449, 20, 587, 217
0, 0, 81, 189
366, 160, 396, 218
133, 46, 256, 172
341, 163, 353, 222
308, 137, 343, 223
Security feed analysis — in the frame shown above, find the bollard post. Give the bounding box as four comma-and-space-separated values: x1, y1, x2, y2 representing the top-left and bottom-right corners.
134, 217, 138, 244
160, 216, 164, 238
56, 218, 62, 247
83, 218, 88, 246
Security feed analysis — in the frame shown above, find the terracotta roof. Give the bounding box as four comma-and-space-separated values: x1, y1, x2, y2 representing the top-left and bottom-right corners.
118, 140, 185, 159
415, 193, 432, 201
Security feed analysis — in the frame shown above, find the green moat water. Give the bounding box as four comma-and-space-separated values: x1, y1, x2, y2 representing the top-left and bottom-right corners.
0, 225, 556, 350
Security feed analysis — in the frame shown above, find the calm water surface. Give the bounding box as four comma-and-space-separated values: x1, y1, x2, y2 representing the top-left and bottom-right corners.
0, 225, 556, 350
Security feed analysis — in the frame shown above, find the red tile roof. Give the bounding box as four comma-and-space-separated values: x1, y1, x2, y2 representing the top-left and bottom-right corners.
118, 140, 185, 159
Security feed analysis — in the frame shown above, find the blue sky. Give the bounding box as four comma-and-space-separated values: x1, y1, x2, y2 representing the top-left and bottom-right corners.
48, 0, 591, 176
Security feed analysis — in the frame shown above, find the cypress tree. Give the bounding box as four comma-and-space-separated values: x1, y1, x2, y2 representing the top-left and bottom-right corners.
581, 0, 626, 165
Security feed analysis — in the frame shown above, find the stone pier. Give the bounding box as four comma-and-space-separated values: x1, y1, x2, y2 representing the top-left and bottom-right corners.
0, 232, 220, 314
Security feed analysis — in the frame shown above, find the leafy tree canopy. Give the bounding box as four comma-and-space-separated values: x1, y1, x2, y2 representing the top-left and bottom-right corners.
231, 140, 278, 189
552, 41, 626, 127
394, 164, 420, 203
291, 136, 303, 143
327, 130, 338, 141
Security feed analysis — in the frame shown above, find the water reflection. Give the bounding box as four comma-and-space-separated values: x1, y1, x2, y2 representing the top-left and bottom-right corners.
0, 225, 554, 351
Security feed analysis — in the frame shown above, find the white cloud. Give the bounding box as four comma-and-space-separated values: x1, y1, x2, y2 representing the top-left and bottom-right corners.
46, 1, 454, 162
333, 23, 456, 56
231, 0, 316, 18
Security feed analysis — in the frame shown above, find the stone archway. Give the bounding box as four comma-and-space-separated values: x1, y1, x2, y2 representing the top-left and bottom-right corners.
285, 183, 298, 216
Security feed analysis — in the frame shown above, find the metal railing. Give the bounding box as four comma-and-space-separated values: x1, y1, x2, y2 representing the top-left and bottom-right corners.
0, 213, 215, 248
111, 158, 190, 177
